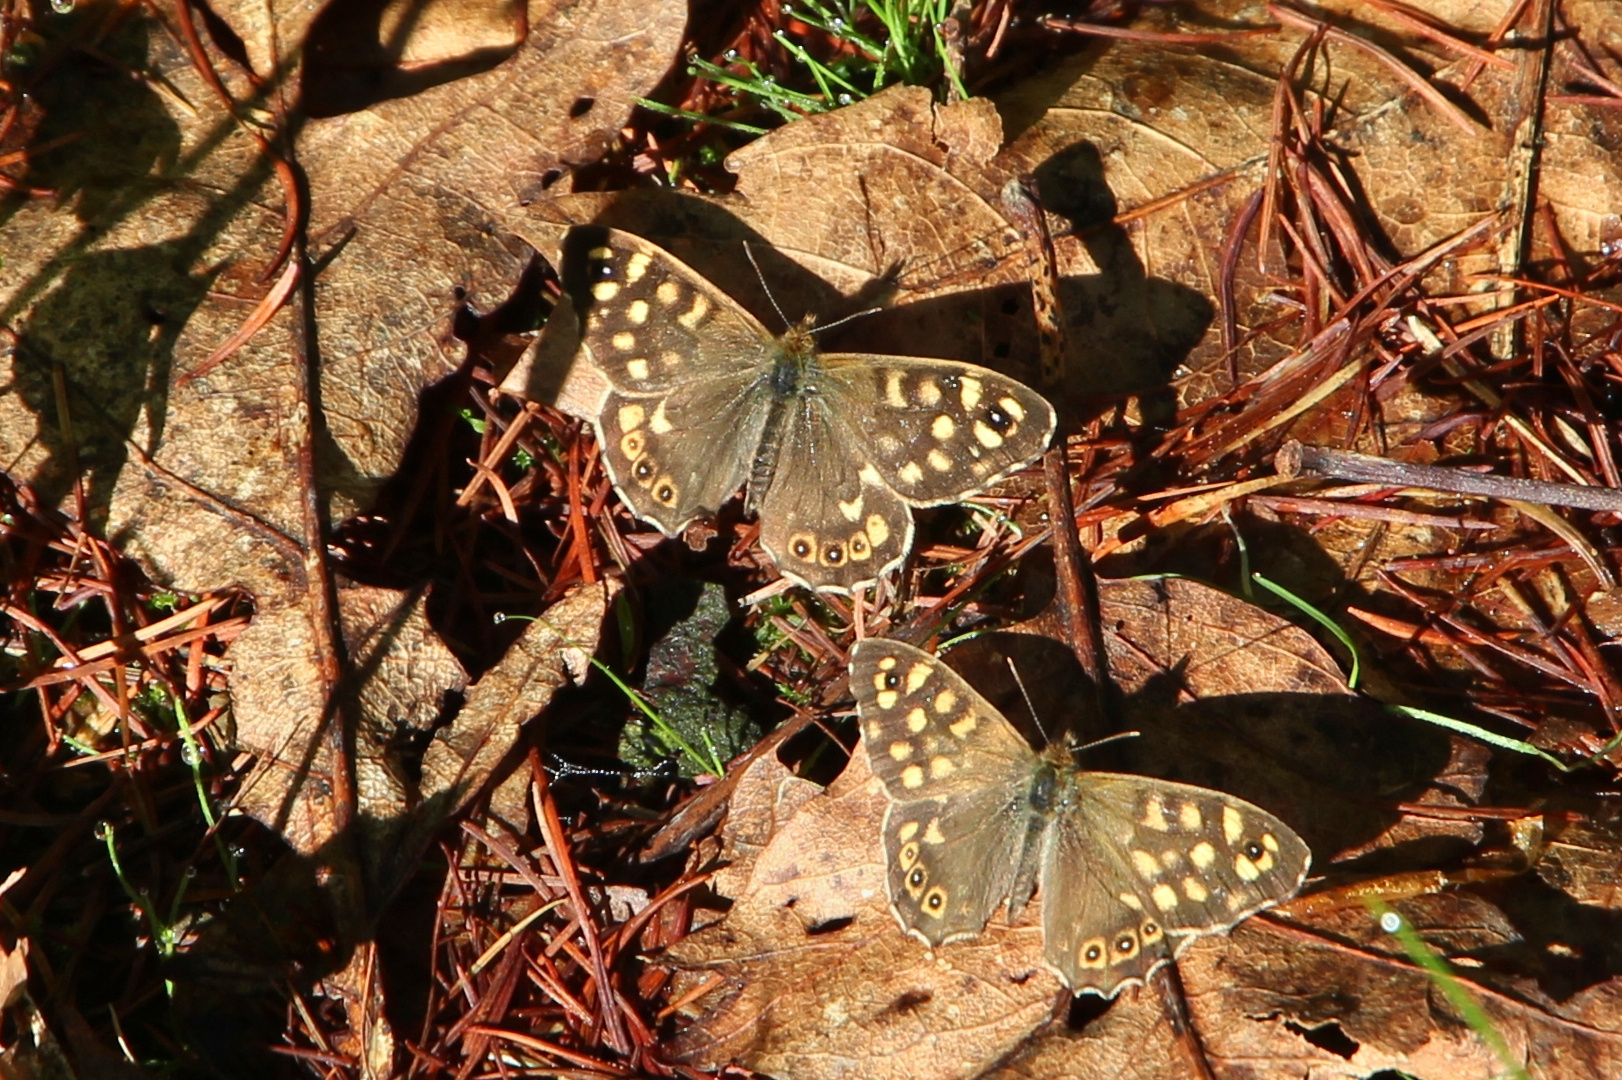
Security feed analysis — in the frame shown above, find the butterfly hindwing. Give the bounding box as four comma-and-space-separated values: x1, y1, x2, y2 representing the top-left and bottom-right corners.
755, 406, 916, 591
595, 384, 766, 536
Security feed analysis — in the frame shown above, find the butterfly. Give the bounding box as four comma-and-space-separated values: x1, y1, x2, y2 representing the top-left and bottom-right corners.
533, 226, 1057, 594
850, 638, 1311, 996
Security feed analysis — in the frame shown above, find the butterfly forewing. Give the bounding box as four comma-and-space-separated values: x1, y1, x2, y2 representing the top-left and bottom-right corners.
818, 353, 1057, 506
852, 639, 1311, 998
853, 639, 1045, 945
851, 639, 1036, 800
558, 227, 772, 393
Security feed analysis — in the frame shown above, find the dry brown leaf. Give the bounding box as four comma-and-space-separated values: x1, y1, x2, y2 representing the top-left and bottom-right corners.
996, 0, 1620, 398
0, 0, 675, 884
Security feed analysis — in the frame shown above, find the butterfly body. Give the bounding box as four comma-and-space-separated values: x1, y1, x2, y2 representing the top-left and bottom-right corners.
852, 639, 1311, 997
543, 227, 1057, 594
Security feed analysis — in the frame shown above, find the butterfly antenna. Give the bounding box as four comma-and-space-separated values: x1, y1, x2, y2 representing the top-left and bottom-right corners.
808, 305, 883, 336
1004, 656, 1141, 755
1072, 730, 1142, 757
743, 240, 795, 331
1004, 656, 1047, 742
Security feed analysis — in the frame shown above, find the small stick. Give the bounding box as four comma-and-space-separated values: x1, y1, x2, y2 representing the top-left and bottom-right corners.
1275, 440, 1622, 513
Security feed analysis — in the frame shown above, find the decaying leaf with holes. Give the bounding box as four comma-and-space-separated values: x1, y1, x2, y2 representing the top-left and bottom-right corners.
851, 638, 1311, 996
525, 225, 1057, 594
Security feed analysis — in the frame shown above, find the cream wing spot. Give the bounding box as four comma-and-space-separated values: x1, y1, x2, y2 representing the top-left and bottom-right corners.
887, 741, 913, 761
1190, 841, 1217, 870
917, 378, 942, 406
897, 821, 919, 842
905, 663, 931, 693
885, 371, 907, 408
1179, 802, 1203, 831
927, 448, 952, 472
626, 299, 650, 325
959, 376, 983, 409
906, 707, 927, 733
1142, 796, 1171, 832
1151, 883, 1180, 911
929, 756, 955, 779
1159, 850, 1182, 870
1131, 850, 1160, 879
649, 400, 674, 434
876, 689, 898, 709
838, 495, 864, 522
933, 689, 957, 714
655, 280, 681, 306
612, 331, 637, 352
625, 358, 650, 381
677, 295, 710, 329
1224, 806, 1244, 846
931, 414, 956, 440
899, 461, 924, 485
866, 514, 891, 546
617, 404, 646, 431
1182, 877, 1210, 903
998, 396, 1026, 422
1234, 853, 1261, 882
900, 765, 925, 789
587, 245, 613, 261
1119, 893, 1144, 911
591, 280, 620, 301
923, 819, 946, 845
624, 252, 653, 282
973, 420, 1004, 449
947, 713, 977, 738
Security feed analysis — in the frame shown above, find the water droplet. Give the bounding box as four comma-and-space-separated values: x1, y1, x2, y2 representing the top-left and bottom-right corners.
1379, 911, 1403, 933
837, 93, 853, 105
50, 0, 73, 13
181, 743, 199, 765
830, 17, 845, 31
724, 49, 739, 61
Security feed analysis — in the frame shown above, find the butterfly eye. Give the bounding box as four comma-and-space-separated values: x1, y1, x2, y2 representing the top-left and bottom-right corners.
633, 459, 656, 482
1114, 932, 1137, 957
823, 542, 845, 565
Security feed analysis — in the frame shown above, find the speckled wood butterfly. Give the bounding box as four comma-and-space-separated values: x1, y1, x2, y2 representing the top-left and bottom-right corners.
851, 639, 1311, 997
535, 226, 1057, 594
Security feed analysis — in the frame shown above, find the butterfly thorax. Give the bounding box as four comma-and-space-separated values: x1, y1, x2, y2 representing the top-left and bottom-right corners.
745, 318, 824, 513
